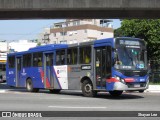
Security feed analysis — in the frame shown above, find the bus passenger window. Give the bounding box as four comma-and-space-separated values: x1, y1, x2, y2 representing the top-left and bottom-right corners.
67, 48, 77, 65
33, 52, 43, 67
56, 50, 66, 65
8, 56, 15, 68
38, 59, 42, 66
61, 50, 65, 65
80, 46, 91, 64
23, 54, 31, 67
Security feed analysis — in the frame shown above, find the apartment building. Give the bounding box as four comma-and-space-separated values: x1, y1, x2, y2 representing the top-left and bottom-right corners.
40, 19, 114, 44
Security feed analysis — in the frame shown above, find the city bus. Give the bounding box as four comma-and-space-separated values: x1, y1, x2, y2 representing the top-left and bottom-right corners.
6, 37, 149, 97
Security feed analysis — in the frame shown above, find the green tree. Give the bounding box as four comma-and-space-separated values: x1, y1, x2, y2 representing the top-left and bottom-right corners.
114, 19, 160, 60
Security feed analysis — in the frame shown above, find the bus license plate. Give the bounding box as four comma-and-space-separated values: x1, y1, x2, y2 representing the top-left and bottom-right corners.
134, 84, 140, 88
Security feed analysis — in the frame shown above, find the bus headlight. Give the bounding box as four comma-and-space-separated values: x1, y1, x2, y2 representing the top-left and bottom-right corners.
121, 79, 125, 84
116, 76, 120, 80
115, 76, 125, 84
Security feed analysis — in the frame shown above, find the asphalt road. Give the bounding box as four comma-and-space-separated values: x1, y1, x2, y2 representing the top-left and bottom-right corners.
0, 83, 160, 119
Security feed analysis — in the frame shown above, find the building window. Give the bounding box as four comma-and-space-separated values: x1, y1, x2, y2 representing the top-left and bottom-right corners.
53, 41, 56, 44
70, 40, 73, 44
77, 21, 80, 25
60, 32, 67, 36
54, 33, 56, 37
73, 39, 77, 43
60, 32, 63, 36
65, 23, 69, 27
69, 31, 73, 36
73, 21, 77, 26
74, 31, 77, 34
101, 32, 103, 35
44, 34, 49, 40
43, 33, 50, 44
84, 30, 87, 33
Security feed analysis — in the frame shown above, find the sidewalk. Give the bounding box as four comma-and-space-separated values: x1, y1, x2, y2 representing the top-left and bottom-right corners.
145, 85, 160, 93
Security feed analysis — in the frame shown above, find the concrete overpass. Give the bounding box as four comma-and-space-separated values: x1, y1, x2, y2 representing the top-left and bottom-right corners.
0, 0, 160, 19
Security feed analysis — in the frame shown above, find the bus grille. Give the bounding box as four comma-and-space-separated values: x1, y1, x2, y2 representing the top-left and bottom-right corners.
126, 82, 146, 88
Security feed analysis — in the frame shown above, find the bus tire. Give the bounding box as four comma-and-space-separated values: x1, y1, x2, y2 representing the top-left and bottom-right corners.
109, 90, 123, 97
139, 90, 144, 93
49, 89, 61, 94
82, 80, 97, 97
26, 79, 39, 92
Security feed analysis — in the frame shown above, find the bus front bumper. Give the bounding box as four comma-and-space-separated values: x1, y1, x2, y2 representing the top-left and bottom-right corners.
112, 81, 149, 91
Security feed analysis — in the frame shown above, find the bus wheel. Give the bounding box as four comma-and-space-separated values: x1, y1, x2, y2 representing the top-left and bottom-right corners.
82, 80, 97, 97
49, 89, 61, 94
109, 90, 123, 97
139, 90, 144, 93
26, 79, 39, 92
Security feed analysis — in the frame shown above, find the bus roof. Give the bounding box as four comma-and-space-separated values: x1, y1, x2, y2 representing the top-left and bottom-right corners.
94, 38, 114, 44
29, 44, 68, 52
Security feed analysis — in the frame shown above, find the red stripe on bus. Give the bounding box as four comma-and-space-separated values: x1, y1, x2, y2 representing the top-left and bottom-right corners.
124, 78, 135, 82
40, 69, 50, 88
106, 78, 119, 83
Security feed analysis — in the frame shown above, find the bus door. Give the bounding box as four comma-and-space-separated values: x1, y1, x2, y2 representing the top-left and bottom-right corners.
95, 46, 112, 89
15, 56, 22, 87
44, 53, 54, 88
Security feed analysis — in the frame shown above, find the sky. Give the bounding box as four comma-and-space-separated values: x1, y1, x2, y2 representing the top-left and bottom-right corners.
0, 19, 121, 41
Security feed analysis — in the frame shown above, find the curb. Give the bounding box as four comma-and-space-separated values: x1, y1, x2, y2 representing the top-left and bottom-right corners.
145, 85, 160, 93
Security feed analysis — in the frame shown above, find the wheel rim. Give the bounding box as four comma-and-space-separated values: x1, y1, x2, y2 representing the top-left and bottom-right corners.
84, 84, 92, 93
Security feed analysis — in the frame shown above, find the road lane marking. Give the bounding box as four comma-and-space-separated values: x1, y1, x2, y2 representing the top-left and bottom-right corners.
48, 106, 107, 109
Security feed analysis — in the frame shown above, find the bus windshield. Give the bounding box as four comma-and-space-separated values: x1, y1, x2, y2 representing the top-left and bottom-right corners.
114, 45, 147, 70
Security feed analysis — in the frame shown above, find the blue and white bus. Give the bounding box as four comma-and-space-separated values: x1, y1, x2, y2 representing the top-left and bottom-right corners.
6, 37, 149, 96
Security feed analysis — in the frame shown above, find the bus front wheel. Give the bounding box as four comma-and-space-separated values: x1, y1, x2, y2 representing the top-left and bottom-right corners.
109, 90, 123, 97
82, 80, 97, 97
26, 79, 39, 92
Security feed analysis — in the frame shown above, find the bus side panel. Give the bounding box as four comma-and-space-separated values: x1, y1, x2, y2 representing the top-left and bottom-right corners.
25, 67, 44, 89
67, 65, 81, 90
19, 68, 26, 87
53, 65, 68, 90
68, 65, 94, 90
7, 68, 16, 87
